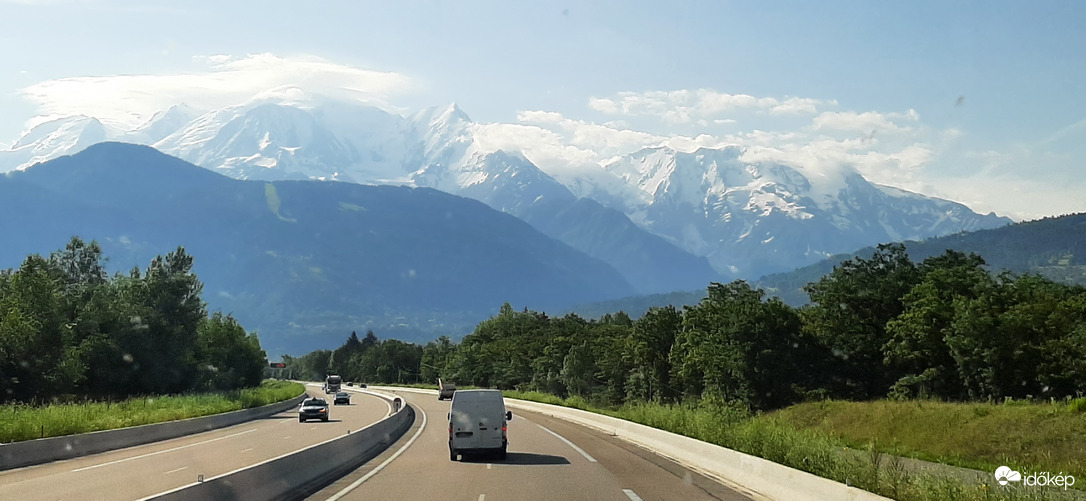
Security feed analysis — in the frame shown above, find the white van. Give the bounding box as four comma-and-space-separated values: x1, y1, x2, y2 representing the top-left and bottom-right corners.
448, 389, 512, 461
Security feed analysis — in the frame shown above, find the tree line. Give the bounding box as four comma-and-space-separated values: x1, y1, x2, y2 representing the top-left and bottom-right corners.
283, 330, 424, 385
300, 244, 1086, 411
0, 237, 267, 404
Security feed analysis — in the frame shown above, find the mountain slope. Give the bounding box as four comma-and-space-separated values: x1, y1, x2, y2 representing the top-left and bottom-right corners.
1, 142, 637, 354
1, 97, 1010, 288
754, 212, 1086, 305
599, 146, 1011, 277
564, 212, 1086, 318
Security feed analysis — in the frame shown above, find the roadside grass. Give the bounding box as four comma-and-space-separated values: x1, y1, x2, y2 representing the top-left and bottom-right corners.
0, 380, 304, 443
772, 399, 1086, 486
504, 391, 1078, 501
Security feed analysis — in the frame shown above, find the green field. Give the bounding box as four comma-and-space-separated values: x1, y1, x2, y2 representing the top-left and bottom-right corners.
504, 391, 1084, 501
772, 398, 1086, 484
0, 380, 305, 443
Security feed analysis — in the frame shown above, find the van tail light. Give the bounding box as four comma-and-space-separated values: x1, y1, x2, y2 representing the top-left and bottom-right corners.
502, 425, 507, 438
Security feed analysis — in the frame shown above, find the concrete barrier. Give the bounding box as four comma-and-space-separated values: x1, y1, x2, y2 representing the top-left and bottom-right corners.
0, 393, 307, 471
145, 400, 414, 501
371, 386, 889, 501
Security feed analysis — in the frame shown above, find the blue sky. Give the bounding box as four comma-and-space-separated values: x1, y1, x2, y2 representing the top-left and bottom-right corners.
1, 0, 1083, 220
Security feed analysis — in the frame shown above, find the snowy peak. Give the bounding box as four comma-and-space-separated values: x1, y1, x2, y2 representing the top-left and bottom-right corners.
598, 143, 1009, 276
125, 104, 198, 145
1, 96, 1012, 285
411, 102, 472, 129
2, 116, 109, 171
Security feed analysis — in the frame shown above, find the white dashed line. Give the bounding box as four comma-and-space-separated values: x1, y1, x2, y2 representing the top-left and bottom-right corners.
164, 467, 188, 475
478, 495, 485, 501
538, 425, 597, 462
240, 448, 254, 453
623, 489, 644, 501
282, 435, 293, 439
72, 428, 257, 472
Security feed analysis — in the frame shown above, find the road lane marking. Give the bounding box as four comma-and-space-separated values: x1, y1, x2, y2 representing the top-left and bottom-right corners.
478, 495, 485, 501
324, 402, 427, 501
283, 436, 293, 439
538, 425, 597, 462
623, 489, 644, 501
164, 467, 188, 475
486, 463, 492, 470
240, 448, 254, 453
72, 428, 258, 472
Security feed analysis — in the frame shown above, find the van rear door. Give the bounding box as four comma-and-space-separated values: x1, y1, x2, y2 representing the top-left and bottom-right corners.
449, 390, 508, 459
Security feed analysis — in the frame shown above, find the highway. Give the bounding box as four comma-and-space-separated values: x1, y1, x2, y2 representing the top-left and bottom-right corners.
311, 389, 756, 501
0, 385, 388, 500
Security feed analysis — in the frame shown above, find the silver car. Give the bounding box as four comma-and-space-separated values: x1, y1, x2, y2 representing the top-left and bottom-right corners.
298, 397, 330, 422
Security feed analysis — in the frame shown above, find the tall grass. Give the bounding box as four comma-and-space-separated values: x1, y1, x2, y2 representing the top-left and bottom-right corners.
774, 399, 1086, 484
505, 392, 1076, 501
0, 380, 304, 443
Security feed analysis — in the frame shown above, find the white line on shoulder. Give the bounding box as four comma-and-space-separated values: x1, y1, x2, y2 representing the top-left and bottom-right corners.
538, 425, 597, 462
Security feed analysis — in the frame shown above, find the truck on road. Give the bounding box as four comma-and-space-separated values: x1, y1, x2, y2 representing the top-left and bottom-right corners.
437, 377, 457, 400
325, 374, 342, 394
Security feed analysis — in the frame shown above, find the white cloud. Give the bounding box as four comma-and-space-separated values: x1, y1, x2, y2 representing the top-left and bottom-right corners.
812, 110, 918, 134
588, 89, 831, 124
515, 110, 666, 158
19, 53, 415, 130
771, 97, 831, 115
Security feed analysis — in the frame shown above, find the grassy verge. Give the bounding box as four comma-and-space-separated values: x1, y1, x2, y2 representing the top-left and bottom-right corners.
0, 380, 305, 443
772, 399, 1086, 487
503, 391, 1080, 501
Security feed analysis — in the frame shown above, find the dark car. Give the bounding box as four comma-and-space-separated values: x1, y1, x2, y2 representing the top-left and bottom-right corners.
298, 397, 330, 422
333, 392, 351, 405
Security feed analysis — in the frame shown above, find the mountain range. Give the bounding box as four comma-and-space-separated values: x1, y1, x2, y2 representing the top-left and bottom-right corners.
1, 94, 1011, 292
567, 212, 1086, 319
0, 142, 638, 355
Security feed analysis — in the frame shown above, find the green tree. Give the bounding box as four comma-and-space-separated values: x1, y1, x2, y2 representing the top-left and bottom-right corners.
420, 335, 456, 384
884, 251, 989, 399
802, 243, 920, 399
0, 255, 81, 401
629, 306, 682, 403
196, 313, 267, 390
673, 281, 810, 409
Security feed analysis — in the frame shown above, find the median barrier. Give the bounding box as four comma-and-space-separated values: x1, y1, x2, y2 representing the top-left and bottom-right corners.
371, 386, 888, 501
0, 393, 307, 471
145, 397, 414, 501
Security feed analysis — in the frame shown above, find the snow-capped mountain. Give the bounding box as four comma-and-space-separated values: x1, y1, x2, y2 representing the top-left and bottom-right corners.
0, 95, 1011, 286
2, 115, 109, 171
600, 146, 1010, 275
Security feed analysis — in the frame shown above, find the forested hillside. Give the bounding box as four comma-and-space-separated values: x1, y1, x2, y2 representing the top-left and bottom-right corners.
300, 244, 1086, 410
757, 212, 1086, 305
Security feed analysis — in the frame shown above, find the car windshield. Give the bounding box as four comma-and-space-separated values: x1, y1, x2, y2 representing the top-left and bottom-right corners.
3, 3, 1083, 501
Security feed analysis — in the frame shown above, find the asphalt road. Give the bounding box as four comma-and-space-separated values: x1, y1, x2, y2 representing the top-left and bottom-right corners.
0, 385, 388, 500
310, 389, 756, 501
